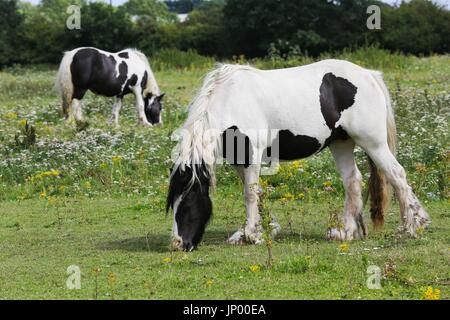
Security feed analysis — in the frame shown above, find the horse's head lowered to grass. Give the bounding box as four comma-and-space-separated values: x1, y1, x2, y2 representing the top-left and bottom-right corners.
165, 61, 431, 251
166, 163, 212, 251
144, 93, 165, 125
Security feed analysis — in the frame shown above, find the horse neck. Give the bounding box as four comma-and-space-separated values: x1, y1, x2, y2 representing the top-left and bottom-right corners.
145, 68, 160, 96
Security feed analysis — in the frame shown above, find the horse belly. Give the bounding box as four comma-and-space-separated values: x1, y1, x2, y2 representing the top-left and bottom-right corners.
272, 129, 322, 160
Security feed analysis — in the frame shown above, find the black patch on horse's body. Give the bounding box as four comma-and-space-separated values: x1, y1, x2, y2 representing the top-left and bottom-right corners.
70, 48, 129, 99
167, 164, 212, 251
319, 72, 357, 149
118, 52, 129, 59
141, 71, 148, 93
222, 126, 253, 167
265, 130, 321, 161
120, 74, 138, 97
320, 72, 358, 129
321, 125, 349, 150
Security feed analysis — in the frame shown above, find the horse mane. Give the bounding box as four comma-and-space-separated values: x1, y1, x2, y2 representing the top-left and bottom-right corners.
129, 48, 160, 96
171, 63, 254, 190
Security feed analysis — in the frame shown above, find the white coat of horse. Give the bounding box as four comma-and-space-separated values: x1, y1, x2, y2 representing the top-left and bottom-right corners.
167, 60, 430, 251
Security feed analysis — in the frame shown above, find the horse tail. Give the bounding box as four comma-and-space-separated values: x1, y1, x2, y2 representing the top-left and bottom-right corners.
367, 70, 396, 230
55, 50, 76, 119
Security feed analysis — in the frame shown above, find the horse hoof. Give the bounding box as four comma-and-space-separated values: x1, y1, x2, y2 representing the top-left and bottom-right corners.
398, 217, 431, 237
326, 227, 365, 241
227, 230, 245, 245
326, 228, 346, 241
139, 120, 153, 127
270, 221, 281, 238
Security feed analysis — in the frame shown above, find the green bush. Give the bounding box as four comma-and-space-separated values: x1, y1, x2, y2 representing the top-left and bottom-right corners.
150, 48, 215, 70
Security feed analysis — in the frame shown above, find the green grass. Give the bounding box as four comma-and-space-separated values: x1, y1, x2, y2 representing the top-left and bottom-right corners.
0, 48, 449, 299
0, 198, 448, 299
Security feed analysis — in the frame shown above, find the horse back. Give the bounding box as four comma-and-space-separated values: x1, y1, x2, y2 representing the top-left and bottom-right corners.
70, 48, 130, 98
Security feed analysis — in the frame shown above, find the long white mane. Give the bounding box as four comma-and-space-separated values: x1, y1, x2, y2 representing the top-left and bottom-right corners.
173, 63, 255, 185
131, 49, 160, 96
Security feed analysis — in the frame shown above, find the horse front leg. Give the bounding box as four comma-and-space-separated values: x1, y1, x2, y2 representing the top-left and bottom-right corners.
228, 164, 280, 244
72, 98, 84, 122
109, 97, 123, 126
227, 165, 262, 244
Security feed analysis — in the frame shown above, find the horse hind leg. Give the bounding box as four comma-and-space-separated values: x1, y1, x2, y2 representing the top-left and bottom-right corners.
71, 88, 87, 122
328, 139, 367, 241
61, 97, 72, 120
363, 143, 430, 236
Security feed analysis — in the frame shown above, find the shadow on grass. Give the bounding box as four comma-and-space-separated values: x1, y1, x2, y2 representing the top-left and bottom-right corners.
277, 231, 326, 243
99, 230, 231, 253
99, 228, 327, 253
99, 234, 171, 253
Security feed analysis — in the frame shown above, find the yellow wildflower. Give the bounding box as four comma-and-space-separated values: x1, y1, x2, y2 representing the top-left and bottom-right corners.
281, 192, 295, 202
205, 279, 214, 287
4, 112, 18, 120
47, 196, 57, 206
108, 272, 117, 285
339, 243, 349, 253
259, 178, 269, 189
323, 181, 332, 188
112, 156, 122, 164
249, 265, 261, 273
423, 286, 440, 300
290, 160, 303, 170
35, 170, 60, 180
163, 257, 172, 264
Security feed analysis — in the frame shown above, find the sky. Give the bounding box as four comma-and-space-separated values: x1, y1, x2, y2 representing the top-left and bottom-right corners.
21, 0, 450, 8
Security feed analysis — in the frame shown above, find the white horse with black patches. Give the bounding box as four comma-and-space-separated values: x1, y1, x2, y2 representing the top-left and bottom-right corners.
166, 60, 431, 251
55, 47, 165, 126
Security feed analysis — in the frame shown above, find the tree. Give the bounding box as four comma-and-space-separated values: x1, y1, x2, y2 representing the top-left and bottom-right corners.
222, 0, 388, 57
18, 0, 86, 63
0, 0, 23, 66
381, 0, 450, 54
73, 2, 136, 52
177, 0, 225, 56
122, 0, 175, 23
120, 0, 177, 55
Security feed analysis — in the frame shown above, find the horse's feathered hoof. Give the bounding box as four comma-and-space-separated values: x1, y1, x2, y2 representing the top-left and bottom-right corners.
227, 230, 246, 245
226, 229, 264, 245
326, 226, 366, 241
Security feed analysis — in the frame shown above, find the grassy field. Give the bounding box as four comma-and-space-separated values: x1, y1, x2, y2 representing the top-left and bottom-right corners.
0, 49, 449, 299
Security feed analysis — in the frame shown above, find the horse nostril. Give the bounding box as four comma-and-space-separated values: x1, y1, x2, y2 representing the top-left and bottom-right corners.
183, 242, 194, 252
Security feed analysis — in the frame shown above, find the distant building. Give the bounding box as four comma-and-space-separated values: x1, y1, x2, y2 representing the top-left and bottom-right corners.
177, 13, 189, 23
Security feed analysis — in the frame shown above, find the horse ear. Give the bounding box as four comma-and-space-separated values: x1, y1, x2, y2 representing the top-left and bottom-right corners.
157, 93, 166, 101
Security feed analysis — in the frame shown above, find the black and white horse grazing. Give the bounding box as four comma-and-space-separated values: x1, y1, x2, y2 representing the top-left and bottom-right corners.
55, 47, 165, 126
167, 60, 431, 251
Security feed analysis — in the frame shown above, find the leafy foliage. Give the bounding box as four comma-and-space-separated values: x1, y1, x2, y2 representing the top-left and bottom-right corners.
0, 0, 448, 67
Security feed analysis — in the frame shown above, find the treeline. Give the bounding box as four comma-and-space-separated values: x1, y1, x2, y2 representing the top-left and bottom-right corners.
0, 0, 449, 67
